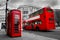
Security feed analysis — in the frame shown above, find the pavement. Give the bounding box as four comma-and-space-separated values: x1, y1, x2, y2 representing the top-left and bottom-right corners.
0, 28, 59, 40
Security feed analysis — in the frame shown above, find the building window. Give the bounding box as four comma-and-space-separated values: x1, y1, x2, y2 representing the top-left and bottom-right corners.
23, 11, 28, 14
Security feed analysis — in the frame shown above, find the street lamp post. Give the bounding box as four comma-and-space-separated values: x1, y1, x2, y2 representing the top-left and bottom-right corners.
5, 0, 9, 23
5, 0, 9, 29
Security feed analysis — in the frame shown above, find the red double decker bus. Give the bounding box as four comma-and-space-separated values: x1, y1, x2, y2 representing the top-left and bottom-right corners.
23, 7, 55, 31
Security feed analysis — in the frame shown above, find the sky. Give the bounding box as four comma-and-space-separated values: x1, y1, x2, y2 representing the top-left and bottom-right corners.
0, 0, 60, 23
0, 0, 60, 9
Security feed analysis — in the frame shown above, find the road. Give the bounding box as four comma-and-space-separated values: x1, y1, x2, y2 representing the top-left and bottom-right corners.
0, 28, 60, 40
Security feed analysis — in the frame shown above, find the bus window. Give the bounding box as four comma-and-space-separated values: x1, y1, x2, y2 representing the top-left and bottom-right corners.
37, 20, 42, 24
39, 21, 42, 24
25, 23, 28, 25
31, 22, 34, 26
49, 18, 54, 21
27, 22, 30, 25
25, 22, 30, 25
33, 12, 37, 16
30, 15, 33, 17
35, 22, 38, 24
47, 9, 53, 12
39, 9, 43, 14
32, 14, 35, 16
35, 21, 40, 24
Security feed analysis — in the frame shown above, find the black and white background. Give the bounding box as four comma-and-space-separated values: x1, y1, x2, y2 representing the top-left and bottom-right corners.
0, 0, 60, 40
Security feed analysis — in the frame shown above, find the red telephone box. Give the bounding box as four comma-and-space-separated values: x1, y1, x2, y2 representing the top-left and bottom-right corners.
6, 9, 22, 37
